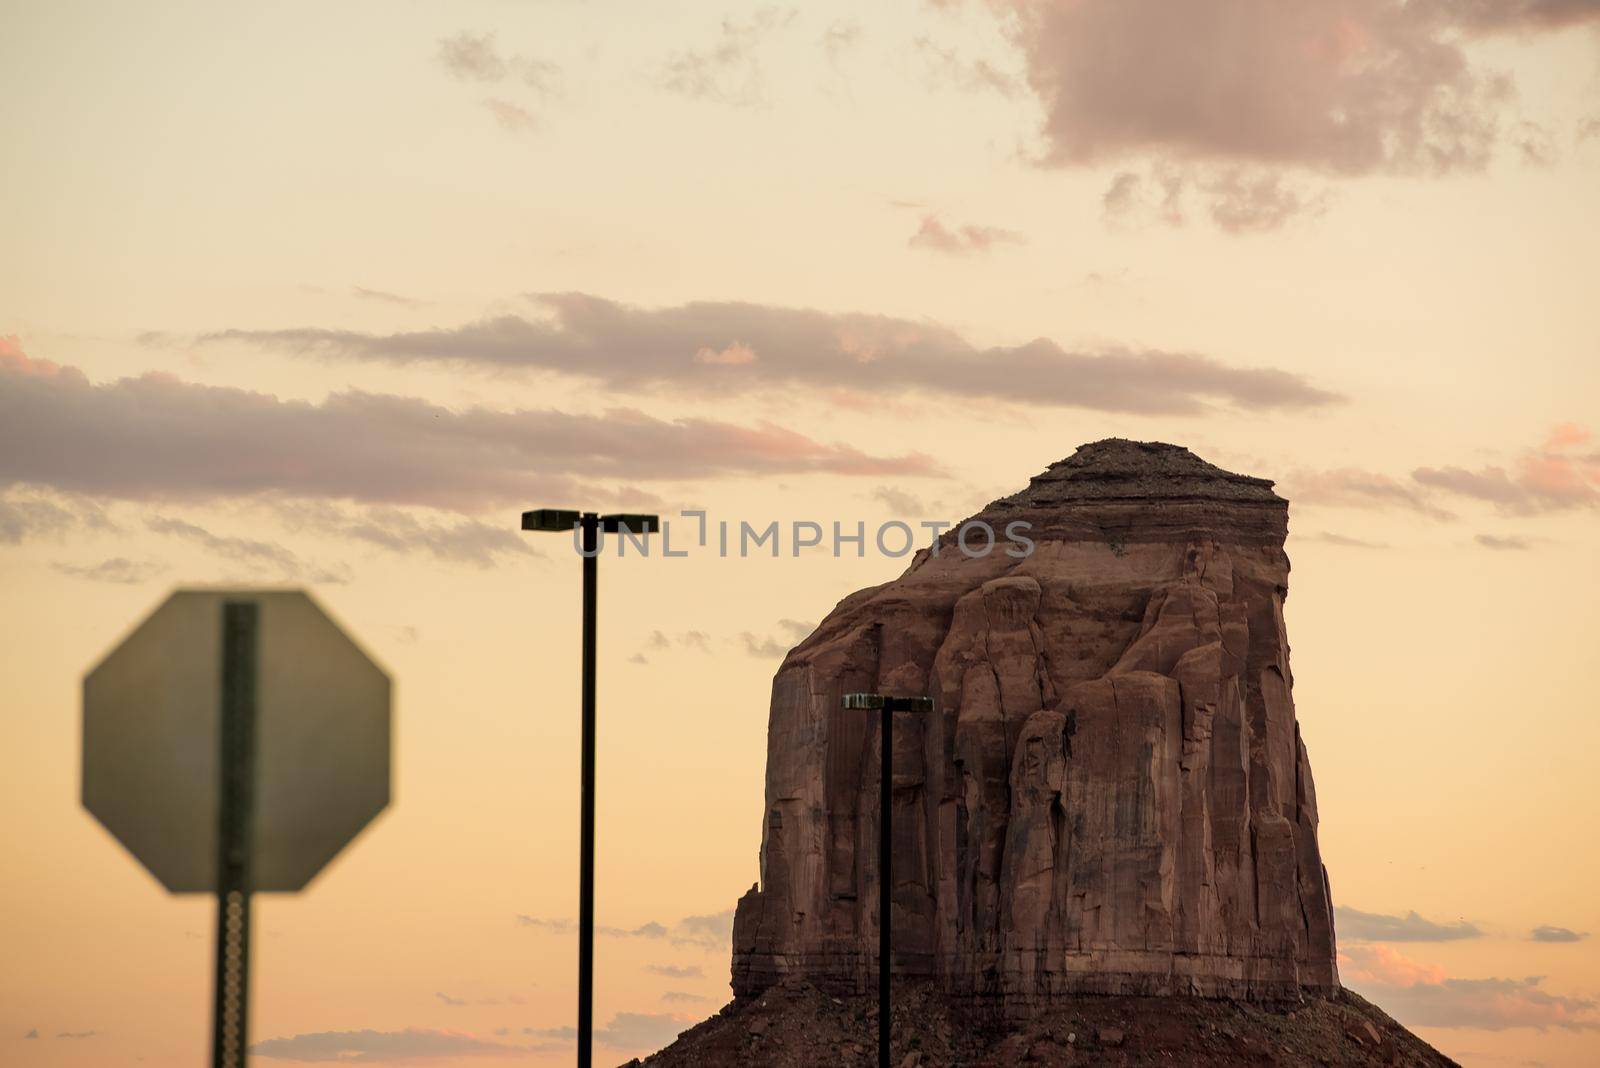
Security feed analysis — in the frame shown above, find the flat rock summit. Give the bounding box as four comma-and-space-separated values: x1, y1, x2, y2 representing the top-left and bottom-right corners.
640, 440, 1452, 1066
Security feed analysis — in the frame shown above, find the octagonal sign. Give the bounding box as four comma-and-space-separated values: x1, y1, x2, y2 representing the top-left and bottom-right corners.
83, 589, 391, 893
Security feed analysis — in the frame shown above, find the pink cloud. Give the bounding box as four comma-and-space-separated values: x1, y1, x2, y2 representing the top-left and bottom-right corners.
1009, 0, 1507, 175
908, 214, 1025, 255
1287, 467, 1457, 520
1413, 423, 1600, 514
0, 335, 80, 381
694, 341, 757, 365
1544, 422, 1592, 450
1341, 944, 1599, 1032
1341, 944, 1448, 987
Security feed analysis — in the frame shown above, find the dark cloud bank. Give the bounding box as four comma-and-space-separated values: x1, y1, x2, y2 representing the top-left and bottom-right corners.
197, 292, 1342, 416
1, 342, 933, 513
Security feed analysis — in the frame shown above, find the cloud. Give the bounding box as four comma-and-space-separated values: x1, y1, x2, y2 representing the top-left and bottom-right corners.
740, 621, 813, 659
740, 632, 787, 657
280, 502, 537, 567
640, 630, 714, 658
1530, 926, 1588, 943
694, 341, 757, 366
52, 557, 168, 584
907, 214, 1025, 254
1289, 426, 1600, 523
519, 910, 732, 949
435, 31, 560, 133
0, 490, 104, 544
669, 909, 736, 948
656, 9, 795, 107
1103, 163, 1331, 233
1004, 0, 1600, 228
598, 921, 671, 939
1009, 0, 1589, 173
1510, 119, 1558, 165
22, 1029, 37, 1039
197, 292, 1342, 416
913, 36, 1019, 96
351, 286, 425, 309
146, 516, 348, 584
1413, 426, 1600, 514
55, 1030, 99, 1039
435, 991, 511, 1008
594, 1013, 691, 1050
1288, 469, 1456, 520
252, 1027, 536, 1061
661, 991, 709, 1004
513, 57, 561, 97
1451, 0, 1600, 34
1200, 170, 1331, 234
1295, 531, 1389, 549
1476, 533, 1534, 551
1342, 943, 1448, 987
1103, 168, 1178, 225
644, 964, 703, 979
1336, 906, 1483, 943
482, 98, 538, 132
1341, 945, 1599, 1032
871, 486, 929, 516
820, 19, 861, 68
510, 1015, 691, 1052
0, 348, 935, 517
436, 32, 508, 82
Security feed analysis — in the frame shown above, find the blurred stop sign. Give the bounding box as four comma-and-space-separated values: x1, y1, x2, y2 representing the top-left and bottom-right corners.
82, 589, 391, 892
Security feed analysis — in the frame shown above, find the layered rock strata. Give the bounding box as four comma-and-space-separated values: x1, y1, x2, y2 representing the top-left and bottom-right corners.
731, 440, 1338, 1010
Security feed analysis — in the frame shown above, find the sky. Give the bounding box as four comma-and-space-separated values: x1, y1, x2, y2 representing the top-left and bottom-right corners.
2, 1, 1598, 1065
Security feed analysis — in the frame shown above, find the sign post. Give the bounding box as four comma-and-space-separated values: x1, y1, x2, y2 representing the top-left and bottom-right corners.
83, 590, 391, 1068
213, 601, 258, 1068
842, 693, 935, 1068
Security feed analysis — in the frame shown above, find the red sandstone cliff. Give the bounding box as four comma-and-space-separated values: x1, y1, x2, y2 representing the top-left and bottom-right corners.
731, 440, 1338, 1009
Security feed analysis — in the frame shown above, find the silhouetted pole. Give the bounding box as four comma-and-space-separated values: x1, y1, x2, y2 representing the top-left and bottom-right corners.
578, 515, 597, 1068
842, 693, 934, 1068
523, 509, 659, 1068
213, 602, 257, 1068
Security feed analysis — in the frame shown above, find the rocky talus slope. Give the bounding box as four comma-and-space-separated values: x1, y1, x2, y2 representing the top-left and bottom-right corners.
627, 979, 1456, 1067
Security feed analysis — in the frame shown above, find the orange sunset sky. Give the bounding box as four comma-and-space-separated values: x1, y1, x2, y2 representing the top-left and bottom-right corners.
2, 2, 1598, 1066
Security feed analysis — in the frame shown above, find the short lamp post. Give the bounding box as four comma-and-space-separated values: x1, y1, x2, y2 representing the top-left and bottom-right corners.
522, 509, 659, 1068
841, 692, 935, 1068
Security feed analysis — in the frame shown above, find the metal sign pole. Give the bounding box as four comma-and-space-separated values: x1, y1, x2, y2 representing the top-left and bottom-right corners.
878, 700, 891, 1068
578, 514, 598, 1068
213, 601, 258, 1068
841, 693, 932, 1068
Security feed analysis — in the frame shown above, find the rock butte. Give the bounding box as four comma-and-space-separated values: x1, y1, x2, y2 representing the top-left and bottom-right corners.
731, 439, 1339, 1012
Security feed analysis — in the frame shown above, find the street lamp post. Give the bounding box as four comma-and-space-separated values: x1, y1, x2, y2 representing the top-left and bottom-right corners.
841, 692, 935, 1068
523, 509, 659, 1068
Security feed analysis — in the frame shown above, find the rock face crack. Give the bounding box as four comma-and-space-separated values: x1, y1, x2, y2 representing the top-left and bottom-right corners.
731, 439, 1340, 1010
